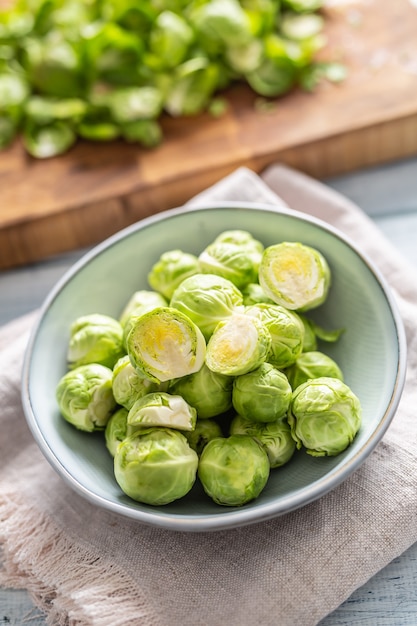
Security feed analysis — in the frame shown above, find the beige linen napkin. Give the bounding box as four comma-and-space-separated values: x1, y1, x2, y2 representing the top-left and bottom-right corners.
1, 165, 416, 626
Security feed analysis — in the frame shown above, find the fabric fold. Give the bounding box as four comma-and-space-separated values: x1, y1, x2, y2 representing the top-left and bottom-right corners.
1, 165, 416, 626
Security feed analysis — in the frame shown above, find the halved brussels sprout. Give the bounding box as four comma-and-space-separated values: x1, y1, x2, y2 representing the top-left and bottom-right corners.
206, 312, 271, 376
147, 249, 199, 300
67, 313, 125, 370
245, 302, 304, 368
232, 362, 292, 422
112, 355, 159, 410
285, 350, 344, 389
229, 414, 296, 468
169, 362, 233, 419
126, 392, 197, 434
288, 376, 362, 456
170, 273, 243, 340
105, 406, 129, 457
198, 435, 270, 506
114, 427, 198, 505
225, 38, 263, 73
258, 241, 331, 311
127, 306, 206, 383
184, 418, 223, 456
56, 363, 116, 432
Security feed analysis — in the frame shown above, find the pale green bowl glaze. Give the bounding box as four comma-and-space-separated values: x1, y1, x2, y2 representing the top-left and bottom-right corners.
21, 202, 407, 531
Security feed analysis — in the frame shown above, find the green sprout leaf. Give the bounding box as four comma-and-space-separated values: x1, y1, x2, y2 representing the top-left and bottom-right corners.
23, 120, 76, 157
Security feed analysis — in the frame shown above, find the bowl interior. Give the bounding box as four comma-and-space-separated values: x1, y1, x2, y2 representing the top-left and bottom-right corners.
22, 203, 405, 531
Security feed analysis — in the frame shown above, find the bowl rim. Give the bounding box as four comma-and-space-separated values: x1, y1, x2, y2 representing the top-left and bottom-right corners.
21, 200, 408, 532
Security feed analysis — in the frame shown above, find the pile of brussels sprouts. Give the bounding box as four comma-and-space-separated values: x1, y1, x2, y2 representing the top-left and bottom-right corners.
0, 0, 346, 157
56, 230, 362, 507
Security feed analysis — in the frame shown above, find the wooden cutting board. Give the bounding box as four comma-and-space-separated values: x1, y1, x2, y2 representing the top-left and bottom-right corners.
1, 0, 417, 269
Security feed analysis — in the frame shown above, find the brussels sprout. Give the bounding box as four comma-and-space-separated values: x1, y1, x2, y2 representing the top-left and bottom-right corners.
198, 240, 262, 289
149, 10, 194, 69
105, 406, 129, 457
230, 414, 296, 468
213, 229, 264, 252
170, 273, 243, 341
258, 241, 331, 311
169, 362, 233, 418
206, 312, 271, 376
246, 57, 296, 97
56, 363, 116, 432
82, 21, 144, 86
119, 290, 167, 341
127, 306, 206, 383
198, 435, 270, 506
285, 351, 344, 389
184, 419, 223, 456
232, 362, 292, 422
67, 314, 125, 370
288, 377, 362, 457
241, 282, 275, 306
225, 38, 263, 73
298, 313, 318, 351
126, 392, 197, 434
120, 291, 168, 325
114, 428, 198, 505
112, 355, 159, 410
147, 249, 199, 300
246, 303, 304, 368
22, 36, 82, 98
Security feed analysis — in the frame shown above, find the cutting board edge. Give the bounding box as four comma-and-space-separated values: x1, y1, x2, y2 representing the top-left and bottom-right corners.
2, 110, 417, 270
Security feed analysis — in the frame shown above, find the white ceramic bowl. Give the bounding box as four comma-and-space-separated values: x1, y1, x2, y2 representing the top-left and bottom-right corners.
21, 202, 407, 531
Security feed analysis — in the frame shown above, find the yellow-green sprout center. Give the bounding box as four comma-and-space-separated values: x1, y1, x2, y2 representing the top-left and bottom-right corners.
270, 247, 320, 306
260, 242, 330, 311
206, 313, 270, 376
127, 307, 206, 382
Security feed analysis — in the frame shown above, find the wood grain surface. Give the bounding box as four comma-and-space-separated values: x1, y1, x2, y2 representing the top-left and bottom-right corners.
1, 0, 417, 269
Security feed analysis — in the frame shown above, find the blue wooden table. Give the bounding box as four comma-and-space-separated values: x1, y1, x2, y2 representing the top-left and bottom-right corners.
1, 157, 417, 625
